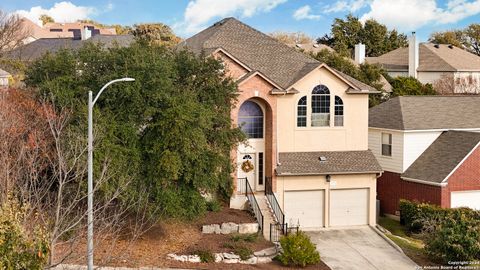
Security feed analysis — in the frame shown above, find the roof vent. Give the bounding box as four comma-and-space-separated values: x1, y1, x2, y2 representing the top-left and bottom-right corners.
434, 44, 440, 48
318, 156, 327, 162
448, 44, 454, 49
313, 43, 319, 48
295, 43, 302, 48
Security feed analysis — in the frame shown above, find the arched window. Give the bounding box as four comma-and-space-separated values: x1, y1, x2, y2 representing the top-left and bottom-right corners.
238, 101, 263, 138
297, 96, 307, 127
311, 85, 330, 127
334, 96, 344, 127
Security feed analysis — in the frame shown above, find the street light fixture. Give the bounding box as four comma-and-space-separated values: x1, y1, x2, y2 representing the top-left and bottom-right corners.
87, 78, 135, 270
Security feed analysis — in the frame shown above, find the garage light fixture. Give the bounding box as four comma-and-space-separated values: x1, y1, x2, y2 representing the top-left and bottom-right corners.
326, 174, 331, 182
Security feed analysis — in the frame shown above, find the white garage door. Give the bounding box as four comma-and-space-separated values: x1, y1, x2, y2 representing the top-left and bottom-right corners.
330, 189, 369, 227
284, 190, 324, 229
451, 191, 480, 210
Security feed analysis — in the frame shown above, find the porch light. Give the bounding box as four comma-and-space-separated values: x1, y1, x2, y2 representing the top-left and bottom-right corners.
326, 174, 331, 182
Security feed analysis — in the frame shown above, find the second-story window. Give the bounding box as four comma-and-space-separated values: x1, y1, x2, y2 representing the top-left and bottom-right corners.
382, 133, 392, 156
238, 100, 264, 138
297, 96, 307, 127
334, 96, 344, 127
311, 85, 330, 127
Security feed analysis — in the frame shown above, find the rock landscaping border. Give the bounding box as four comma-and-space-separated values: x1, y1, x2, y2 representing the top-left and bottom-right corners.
202, 222, 259, 234
167, 246, 277, 265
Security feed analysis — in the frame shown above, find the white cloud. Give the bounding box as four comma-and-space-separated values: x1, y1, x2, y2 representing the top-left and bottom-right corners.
177, 0, 287, 34
293, 5, 321, 20
15, 1, 98, 26
324, 0, 368, 13
360, 0, 480, 32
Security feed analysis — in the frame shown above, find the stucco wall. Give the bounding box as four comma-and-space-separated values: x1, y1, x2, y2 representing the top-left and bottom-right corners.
277, 173, 377, 227
277, 67, 369, 152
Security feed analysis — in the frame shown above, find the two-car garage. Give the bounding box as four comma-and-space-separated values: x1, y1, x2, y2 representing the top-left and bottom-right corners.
284, 188, 370, 229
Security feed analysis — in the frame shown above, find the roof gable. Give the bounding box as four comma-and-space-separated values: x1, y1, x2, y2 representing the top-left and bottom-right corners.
402, 131, 480, 184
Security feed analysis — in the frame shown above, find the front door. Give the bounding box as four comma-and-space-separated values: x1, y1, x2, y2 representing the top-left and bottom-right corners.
237, 153, 256, 191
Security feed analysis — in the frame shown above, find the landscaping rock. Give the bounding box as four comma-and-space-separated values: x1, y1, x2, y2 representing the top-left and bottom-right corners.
202, 224, 221, 234
167, 253, 176, 260
223, 252, 240, 260
214, 253, 223, 263
254, 246, 277, 257
257, 256, 272, 264
238, 223, 259, 234
240, 256, 258, 264
221, 222, 239, 234
223, 258, 240, 264
188, 255, 201, 263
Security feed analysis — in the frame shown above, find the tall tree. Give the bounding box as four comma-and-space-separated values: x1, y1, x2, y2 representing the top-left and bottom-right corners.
465, 24, 480, 56
429, 30, 464, 48
270, 31, 313, 44
132, 23, 180, 46
318, 14, 407, 57
429, 24, 480, 56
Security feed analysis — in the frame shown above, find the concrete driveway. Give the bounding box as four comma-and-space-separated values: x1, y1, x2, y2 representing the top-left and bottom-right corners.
306, 227, 418, 270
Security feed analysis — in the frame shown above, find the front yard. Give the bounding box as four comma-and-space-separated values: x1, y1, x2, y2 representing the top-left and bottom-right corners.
378, 217, 440, 267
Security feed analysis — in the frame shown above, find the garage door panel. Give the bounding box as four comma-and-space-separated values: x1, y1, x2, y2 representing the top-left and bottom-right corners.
284, 190, 324, 229
451, 191, 480, 210
330, 189, 368, 227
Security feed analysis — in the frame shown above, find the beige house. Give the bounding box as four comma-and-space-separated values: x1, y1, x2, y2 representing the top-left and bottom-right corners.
365, 33, 480, 94
181, 18, 382, 236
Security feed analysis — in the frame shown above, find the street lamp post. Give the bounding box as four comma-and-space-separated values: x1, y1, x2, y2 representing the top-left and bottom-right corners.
87, 78, 135, 270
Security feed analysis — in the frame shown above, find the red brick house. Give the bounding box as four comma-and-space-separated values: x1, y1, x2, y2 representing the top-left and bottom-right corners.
369, 96, 480, 216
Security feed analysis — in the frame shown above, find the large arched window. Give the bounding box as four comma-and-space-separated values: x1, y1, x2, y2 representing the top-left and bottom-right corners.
334, 96, 344, 127
311, 85, 330, 127
238, 101, 263, 138
297, 96, 307, 127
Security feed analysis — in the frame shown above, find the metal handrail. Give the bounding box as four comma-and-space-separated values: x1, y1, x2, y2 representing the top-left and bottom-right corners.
265, 176, 285, 232
244, 177, 264, 232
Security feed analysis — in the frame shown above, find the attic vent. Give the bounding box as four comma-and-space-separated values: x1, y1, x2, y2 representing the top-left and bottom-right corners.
313, 44, 319, 48
318, 156, 327, 162
448, 44, 454, 49
434, 44, 440, 48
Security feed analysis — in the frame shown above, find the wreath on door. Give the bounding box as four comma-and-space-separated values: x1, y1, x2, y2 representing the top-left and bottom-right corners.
241, 160, 254, 173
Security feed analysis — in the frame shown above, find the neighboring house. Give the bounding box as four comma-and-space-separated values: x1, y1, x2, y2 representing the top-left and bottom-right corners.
369, 96, 480, 215
20, 18, 116, 44
0, 68, 11, 87
5, 35, 134, 62
365, 33, 480, 94
181, 18, 382, 232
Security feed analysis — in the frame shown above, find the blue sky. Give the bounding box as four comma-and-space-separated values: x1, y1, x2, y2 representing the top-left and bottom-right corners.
3, 0, 480, 42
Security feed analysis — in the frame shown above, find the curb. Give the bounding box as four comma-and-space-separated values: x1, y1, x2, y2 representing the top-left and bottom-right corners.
370, 225, 405, 254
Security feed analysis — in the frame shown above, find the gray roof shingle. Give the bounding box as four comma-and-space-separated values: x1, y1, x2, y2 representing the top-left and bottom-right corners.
181, 18, 377, 92
366, 43, 480, 72
369, 96, 480, 130
276, 150, 382, 176
6, 35, 135, 61
402, 131, 480, 183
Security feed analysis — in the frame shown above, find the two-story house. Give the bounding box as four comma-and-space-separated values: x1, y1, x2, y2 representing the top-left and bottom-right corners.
369, 96, 480, 216
181, 18, 382, 232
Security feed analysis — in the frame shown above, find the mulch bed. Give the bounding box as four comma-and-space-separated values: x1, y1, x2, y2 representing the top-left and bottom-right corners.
54, 206, 330, 270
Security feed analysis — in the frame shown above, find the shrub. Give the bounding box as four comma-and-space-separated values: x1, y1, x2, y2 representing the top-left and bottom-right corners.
206, 200, 221, 212
399, 200, 447, 233
277, 231, 320, 267
194, 249, 215, 263
424, 208, 480, 262
0, 197, 49, 270
234, 245, 253, 261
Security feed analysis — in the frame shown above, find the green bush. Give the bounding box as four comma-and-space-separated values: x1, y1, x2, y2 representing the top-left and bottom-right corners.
399, 200, 447, 233
0, 198, 49, 270
234, 245, 253, 261
277, 231, 320, 267
425, 208, 480, 262
194, 249, 215, 263
230, 233, 258, 243
206, 200, 222, 212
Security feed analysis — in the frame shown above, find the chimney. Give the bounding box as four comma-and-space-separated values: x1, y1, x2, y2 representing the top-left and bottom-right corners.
81, 26, 92, 40
354, 43, 365, 64
408, 32, 418, 78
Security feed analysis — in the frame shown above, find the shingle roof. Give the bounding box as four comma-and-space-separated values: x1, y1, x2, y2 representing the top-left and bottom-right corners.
369, 96, 480, 130
180, 18, 377, 92
402, 131, 480, 184
6, 35, 134, 61
276, 150, 382, 176
366, 43, 480, 72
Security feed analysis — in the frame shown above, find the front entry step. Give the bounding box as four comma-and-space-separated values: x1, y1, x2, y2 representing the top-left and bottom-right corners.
252, 193, 276, 240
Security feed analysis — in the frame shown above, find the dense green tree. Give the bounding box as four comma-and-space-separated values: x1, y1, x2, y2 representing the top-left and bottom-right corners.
24, 42, 243, 219
318, 15, 407, 57
132, 23, 181, 46
390, 76, 436, 97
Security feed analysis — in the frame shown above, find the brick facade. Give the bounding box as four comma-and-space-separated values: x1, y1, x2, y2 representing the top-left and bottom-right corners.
378, 145, 480, 215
